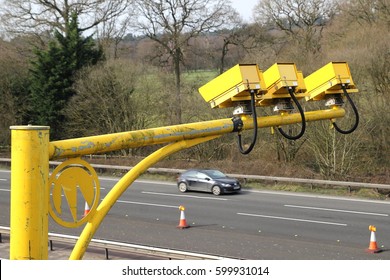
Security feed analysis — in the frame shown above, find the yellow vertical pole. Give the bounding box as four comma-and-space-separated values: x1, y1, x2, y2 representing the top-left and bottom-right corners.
9, 125, 50, 260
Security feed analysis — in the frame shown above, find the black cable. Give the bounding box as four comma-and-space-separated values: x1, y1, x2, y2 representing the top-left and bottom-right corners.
277, 87, 306, 140
237, 90, 258, 154
333, 84, 359, 134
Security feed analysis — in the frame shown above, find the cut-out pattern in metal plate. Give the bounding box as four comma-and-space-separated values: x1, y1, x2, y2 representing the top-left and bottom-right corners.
48, 158, 100, 228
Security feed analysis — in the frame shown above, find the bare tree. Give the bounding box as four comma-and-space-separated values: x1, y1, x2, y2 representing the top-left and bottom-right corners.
0, 39, 30, 145
0, 0, 133, 39
327, 0, 390, 173
339, 0, 390, 26
64, 60, 156, 138
254, 0, 336, 55
132, 0, 236, 124
305, 121, 367, 180
217, 23, 272, 74
96, 12, 135, 59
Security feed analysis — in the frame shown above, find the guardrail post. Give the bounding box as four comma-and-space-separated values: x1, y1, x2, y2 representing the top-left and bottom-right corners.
9, 125, 50, 260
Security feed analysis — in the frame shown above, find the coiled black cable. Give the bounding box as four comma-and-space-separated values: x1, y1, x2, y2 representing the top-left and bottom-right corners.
237, 90, 258, 154
277, 87, 306, 140
333, 84, 359, 134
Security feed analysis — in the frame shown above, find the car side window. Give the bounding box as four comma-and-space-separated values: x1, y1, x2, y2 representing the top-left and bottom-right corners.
185, 171, 197, 178
195, 172, 210, 180
207, 170, 225, 178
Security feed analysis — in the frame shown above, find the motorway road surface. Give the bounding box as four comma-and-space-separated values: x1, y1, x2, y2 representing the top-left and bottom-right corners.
1, 169, 390, 259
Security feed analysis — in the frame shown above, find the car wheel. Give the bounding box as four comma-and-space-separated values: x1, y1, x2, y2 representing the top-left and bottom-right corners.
178, 182, 188, 193
212, 185, 222, 196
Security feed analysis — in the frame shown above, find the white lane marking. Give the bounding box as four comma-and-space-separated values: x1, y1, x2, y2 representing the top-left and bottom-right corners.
136, 180, 175, 186
100, 177, 175, 186
249, 190, 390, 205
237, 212, 348, 226
117, 200, 178, 209
284, 204, 389, 217
0, 189, 10, 192
0, 179, 7, 181
142, 191, 228, 201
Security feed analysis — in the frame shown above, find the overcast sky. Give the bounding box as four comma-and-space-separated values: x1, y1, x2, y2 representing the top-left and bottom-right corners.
231, 0, 259, 22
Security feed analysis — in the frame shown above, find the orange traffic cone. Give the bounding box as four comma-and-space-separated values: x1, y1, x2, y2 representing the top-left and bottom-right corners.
366, 225, 382, 253
177, 205, 190, 229
83, 201, 91, 217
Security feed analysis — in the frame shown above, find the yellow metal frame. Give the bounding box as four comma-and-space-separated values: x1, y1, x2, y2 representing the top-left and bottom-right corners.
10, 126, 50, 260
9, 108, 346, 260
69, 135, 219, 260
296, 71, 307, 94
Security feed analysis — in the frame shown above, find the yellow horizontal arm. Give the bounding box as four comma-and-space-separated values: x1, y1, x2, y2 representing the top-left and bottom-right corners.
50, 107, 345, 160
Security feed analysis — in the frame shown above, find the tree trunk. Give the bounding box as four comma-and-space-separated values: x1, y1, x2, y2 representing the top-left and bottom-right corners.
219, 40, 229, 74
173, 48, 182, 124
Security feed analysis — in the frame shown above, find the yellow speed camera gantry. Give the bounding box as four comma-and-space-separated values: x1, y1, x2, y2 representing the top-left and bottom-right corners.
10, 61, 361, 260
199, 61, 360, 153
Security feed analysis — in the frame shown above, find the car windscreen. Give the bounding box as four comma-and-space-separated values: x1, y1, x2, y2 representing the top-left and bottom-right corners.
203, 170, 227, 179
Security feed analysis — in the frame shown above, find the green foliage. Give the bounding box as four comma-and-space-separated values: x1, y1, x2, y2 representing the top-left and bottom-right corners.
28, 13, 104, 140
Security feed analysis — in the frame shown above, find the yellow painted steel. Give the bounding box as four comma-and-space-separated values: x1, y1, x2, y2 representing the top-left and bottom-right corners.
49, 108, 345, 161
259, 63, 307, 106
67, 108, 345, 260
9, 105, 346, 260
69, 135, 219, 260
9, 125, 50, 260
305, 62, 358, 101
296, 71, 307, 94
48, 158, 100, 228
242, 107, 345, 130
198, 64, 267, 108
50, 119, 235, 159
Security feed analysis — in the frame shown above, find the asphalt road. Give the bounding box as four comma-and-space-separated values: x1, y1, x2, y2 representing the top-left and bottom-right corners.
1, 169, 390, 259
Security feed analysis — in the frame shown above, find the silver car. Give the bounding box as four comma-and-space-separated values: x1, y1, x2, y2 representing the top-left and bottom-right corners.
177, 169, 241, 195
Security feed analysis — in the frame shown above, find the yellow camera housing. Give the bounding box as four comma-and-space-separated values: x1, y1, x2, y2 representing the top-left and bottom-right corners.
258, 63, 307, 107
296, 71, 307, 94
198, 64, 267, 108
305, 62, 358, 101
